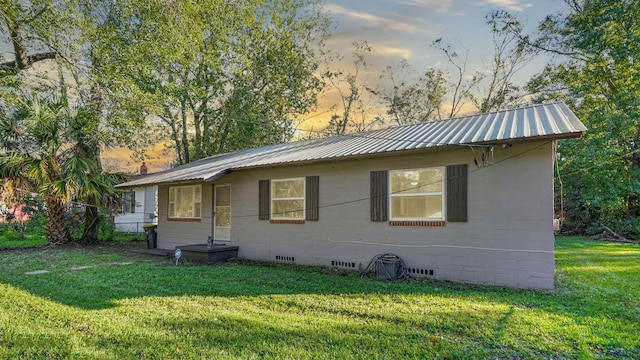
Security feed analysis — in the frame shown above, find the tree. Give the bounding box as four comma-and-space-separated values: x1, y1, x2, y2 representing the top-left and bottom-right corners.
321, 42, 379, 135
1, 1, 148, 242
0, 97, 121, 244
96, 0, 330, 165
0, 1, 165, 160
500, 0, 640, 236
377, 60, 447, 126
472, 11, 537, 113
431, 12, 535, 118
430, 39, 483, 119
0, 0, 63, 74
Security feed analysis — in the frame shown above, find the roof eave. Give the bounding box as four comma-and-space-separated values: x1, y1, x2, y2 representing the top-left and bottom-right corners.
116, 169, 231, 188
230, 132, 585, 172
470, 131, 585, 146
116, 178, 205, 188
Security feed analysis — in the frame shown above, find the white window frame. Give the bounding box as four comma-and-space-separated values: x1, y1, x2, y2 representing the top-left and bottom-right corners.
271, 177, 305, 220
168, 184, 202, 219
122, 191, 136, 214
389, 167, 445, 221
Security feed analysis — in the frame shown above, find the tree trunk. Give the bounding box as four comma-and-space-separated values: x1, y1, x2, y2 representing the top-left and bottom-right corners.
72, 83, 104, 244
161, 110, 183, 165
193, 110, 203, 160
180, 99, 190, 163
9, 22, 29, 70
628, 143, 640, 218
81, 205, 100, 244
46, 196, 69, 245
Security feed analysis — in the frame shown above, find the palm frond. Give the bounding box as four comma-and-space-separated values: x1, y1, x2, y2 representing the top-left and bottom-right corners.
0, 178, 33, 206
48, 179, 73, 204
0, 151, 36, 178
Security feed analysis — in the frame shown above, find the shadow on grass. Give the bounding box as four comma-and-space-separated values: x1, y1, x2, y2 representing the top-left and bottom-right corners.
0, 239, 638, 328
1, 239, 638, 359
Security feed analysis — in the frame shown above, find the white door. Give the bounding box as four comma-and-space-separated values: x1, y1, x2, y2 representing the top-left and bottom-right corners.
214, 184, 231, 241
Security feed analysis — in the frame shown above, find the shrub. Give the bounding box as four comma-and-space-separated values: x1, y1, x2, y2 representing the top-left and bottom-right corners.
98, 220, 116, 242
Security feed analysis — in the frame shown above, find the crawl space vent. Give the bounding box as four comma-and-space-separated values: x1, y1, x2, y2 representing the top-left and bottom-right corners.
275, 255, 295, 262
331, 260, 356, 269
406, 267, 435, 276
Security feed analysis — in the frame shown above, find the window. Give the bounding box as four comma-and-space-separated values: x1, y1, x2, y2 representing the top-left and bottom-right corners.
371, 165, 467, 223
389, 168, 444, 220
271, 178, 305, 219
168, 185, 201, 219
122, 191, 135, 214
259, 176, 319, 222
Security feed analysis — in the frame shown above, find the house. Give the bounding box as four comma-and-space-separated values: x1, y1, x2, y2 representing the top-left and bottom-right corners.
114, 162, 158, 233
117, 102, 586, 289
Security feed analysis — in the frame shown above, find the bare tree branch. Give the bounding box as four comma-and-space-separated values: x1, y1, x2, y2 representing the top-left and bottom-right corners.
0, 51, 56, 73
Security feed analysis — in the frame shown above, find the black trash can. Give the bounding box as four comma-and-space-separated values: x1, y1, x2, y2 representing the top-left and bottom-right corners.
143, 224, 158, 249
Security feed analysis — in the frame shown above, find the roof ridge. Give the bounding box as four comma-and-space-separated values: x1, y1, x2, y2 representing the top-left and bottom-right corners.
117, 102, 584, 188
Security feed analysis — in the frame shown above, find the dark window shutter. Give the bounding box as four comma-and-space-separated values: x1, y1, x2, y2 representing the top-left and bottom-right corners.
305, 176, 319, 221
370, 170, 388, 222
446, 164, 468, 222
258, 179, 270, 220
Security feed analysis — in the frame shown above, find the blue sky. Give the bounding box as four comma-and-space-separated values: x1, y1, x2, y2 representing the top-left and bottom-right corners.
321, 0, 569, 87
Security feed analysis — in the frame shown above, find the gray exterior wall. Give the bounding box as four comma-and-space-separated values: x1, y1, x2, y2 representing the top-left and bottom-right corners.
157, 141, 555, 289
158, 183, 213, 247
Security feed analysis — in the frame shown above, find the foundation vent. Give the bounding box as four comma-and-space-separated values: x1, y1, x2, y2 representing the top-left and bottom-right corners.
406, 267, 435, 276
275, 255, 295, 262
330, 260, 357, 269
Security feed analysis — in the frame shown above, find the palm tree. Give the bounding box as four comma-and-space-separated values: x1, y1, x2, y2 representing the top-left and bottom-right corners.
0, 97, 120, 244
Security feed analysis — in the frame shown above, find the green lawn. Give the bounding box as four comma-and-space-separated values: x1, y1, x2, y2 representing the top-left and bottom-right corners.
0, 237, 638, 359
0, 231, 143, 250
0, 233, 47, 249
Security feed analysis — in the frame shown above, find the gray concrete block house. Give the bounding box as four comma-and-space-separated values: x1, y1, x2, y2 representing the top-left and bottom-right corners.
118, 102, 586, 289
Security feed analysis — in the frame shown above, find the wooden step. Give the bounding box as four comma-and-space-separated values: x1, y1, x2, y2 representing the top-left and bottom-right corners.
175, 244, 239, 264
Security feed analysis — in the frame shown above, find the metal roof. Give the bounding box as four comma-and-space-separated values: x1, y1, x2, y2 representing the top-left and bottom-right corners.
117, 102, 586, 187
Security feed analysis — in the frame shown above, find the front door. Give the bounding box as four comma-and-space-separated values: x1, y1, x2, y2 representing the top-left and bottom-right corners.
214, 184, 231, 241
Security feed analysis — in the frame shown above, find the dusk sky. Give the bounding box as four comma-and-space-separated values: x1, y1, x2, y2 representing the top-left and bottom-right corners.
111, 0, 573, 172
321, 0, 568, 90
2, 1, 572, 172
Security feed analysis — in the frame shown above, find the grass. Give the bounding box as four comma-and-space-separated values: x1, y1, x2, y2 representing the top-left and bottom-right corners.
0, 237, 638, 359
0, 230, 143, 250
0, 233, 48, 249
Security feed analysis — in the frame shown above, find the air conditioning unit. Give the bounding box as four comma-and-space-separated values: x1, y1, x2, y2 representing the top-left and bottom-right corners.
375, 255, 402, 280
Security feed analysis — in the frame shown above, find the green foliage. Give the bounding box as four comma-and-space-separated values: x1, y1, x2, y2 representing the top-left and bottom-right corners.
0, 198, 50, 248
0, 217, 142, 248
381, 65, 448, 126
2, 198, 48, 239
111, 231, 144, 243
0, 238, 637, 358
21, 198, 46, 233
498, 0, 640, 237
97, 219, 116, 242
93, 0, 330, 164
0, 97, 122, 244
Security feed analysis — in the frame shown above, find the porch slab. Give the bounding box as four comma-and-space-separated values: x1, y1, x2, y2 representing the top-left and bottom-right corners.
176, 244, 239, 264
